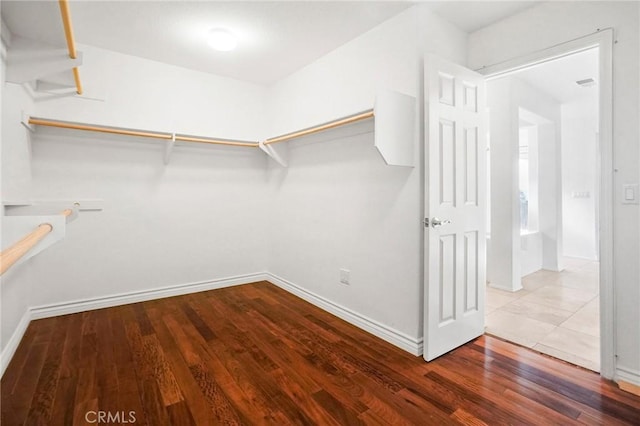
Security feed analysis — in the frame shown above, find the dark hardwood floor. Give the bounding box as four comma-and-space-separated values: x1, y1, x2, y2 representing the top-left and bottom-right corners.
2, 281, 639, 425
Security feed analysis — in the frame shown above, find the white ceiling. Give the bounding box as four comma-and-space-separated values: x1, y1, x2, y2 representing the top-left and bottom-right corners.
2, 1, 541, 85
514, 48, 599, 104
425, 1, 538, 33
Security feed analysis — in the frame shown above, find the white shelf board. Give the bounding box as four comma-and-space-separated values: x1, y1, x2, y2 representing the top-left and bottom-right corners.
262, 89, 415, 168
374, 89, 416, 167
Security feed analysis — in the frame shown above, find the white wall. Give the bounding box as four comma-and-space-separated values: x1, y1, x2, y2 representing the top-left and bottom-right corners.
2, 81, 33, 200
0, 21, 35, 363
561, 95, 599, 260
487, 76, 561, 290
27, 132, 269, 307
267, 5, 466, 137
486, 78, 520, 290
3, 1, 635, 384
1, 44, 271, 356
36, 44, 268, 141
0, 3, 468, 361
266, 5, 467, 345
469, 0, 640, 384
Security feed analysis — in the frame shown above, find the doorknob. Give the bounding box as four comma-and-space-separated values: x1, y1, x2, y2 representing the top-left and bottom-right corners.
428, 217, 451, 228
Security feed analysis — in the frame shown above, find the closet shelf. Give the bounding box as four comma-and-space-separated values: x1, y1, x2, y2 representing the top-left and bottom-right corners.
27, 116, 259, 147
23, 90, 415, 167
264, 110, 375, 145
25, 116, 261, 165
260, 89, 416, 168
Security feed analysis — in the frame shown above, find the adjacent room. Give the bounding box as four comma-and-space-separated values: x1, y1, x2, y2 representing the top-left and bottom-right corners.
485, 48, 602, 372
1, 1, 639, 424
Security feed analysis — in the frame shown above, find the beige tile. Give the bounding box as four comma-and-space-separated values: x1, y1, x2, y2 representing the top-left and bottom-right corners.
521, 275, 550, 291
518, 285, 597, 312
485, 311, 556, 348
484, 263, 601, 372
533, 343, 600, 372
581, 297, 600, 314
562, 257, 593, 270
486, 288, 522, 309
501, 299, 574, 326
550, 272, 599, 292
534, 285, 598, 302
525, 269, 557, 280
538, 327, 600, 367
577, 261, 600, 274
560, 302, 600, 337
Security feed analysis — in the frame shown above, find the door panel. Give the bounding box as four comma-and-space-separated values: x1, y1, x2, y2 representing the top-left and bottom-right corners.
424, 55, 487, 361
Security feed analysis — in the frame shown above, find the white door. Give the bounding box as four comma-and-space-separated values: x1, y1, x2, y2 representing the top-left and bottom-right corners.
424, 55, 487, 361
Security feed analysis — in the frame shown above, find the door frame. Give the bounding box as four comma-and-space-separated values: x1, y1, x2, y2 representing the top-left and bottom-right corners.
476, 29, 615, 379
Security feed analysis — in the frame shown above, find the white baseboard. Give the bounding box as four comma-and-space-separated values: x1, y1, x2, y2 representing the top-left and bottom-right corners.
616, 366, 640, 387
2, 272, 268, 378
2, 270, 423, 379
30, 272, 269, 320
1, 309, 31, 378
266, 273, 423, 356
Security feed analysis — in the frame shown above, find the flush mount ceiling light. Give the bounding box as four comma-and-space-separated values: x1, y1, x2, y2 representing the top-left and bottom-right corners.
207, 28, 238, 52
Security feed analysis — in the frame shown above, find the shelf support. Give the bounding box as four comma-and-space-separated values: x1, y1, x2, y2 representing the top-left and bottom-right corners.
259, 140, 289, 167
164, 133, 176, 165
1, 210, 71, 276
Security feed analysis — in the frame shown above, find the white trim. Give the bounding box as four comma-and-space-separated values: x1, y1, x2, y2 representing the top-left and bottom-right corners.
2, 272, 267, 378
266, 273, 423, 356
477, 28, 611, 79
478, 29, 615, 380
0, 309, 31, 378
615, 366, 640, 387
30, 272, 268, 320
2, 271, 426, 379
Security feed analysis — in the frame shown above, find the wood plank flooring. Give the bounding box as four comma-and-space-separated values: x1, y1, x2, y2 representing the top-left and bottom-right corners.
2, 281, 639, 425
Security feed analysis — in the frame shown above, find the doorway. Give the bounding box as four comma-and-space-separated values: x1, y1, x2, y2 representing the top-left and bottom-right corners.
484, 46, 603, 372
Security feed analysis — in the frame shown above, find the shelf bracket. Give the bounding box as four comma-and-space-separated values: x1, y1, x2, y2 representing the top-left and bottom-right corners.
1, 214, 67, 270
164, 133, 176, 165
259, 140, 289, 167
21, 112, 35, 133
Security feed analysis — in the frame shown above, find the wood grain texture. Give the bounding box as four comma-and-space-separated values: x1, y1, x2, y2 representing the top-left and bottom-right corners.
0, 224, 52, 276
264, 110, 374, 145
2, 281, 639, 425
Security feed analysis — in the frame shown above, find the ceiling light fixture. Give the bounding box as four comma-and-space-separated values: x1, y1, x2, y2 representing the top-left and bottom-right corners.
207, 28, 238, 52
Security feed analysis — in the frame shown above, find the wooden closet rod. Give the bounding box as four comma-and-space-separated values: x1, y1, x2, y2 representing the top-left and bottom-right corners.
174, 135, 259, 148
264, 109, 374, 145
0, 208, 74, 276
58, 0, 83, 95
29, 118, 173, 140
28, 117, 260, 148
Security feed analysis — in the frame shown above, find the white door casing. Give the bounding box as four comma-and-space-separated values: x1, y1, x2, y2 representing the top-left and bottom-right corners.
424, 55, 487, 361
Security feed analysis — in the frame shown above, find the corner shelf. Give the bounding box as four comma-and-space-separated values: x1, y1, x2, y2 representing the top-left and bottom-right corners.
260, 89, 416, 168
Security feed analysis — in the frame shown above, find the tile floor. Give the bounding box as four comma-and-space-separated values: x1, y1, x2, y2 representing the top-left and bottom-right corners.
485, 257, 600, 371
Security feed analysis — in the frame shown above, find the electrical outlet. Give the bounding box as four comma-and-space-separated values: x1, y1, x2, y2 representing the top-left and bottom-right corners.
339, 268, 350, 285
